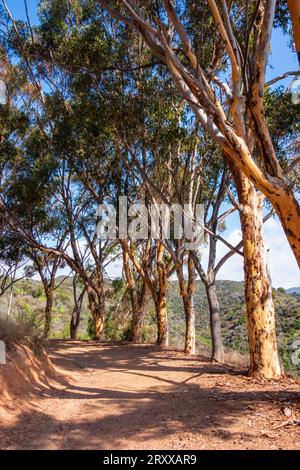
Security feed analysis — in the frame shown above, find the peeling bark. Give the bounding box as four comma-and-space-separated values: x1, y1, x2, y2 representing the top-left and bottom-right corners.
155, 292, 169, 348
176, 253, 196, 355
233, 169, 283, 379
184, 303, 195, 355
155, 242, 169, 348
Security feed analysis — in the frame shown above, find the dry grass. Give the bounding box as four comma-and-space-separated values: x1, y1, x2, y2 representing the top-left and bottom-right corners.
0, 314, 45, 356
225, 349, 249, 367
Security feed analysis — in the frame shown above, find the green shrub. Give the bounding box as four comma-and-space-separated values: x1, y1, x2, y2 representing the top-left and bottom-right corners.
32, 286, 44, 299
60, 322, 71, 339
87, 316, 95, 339
277, 287, 286, 294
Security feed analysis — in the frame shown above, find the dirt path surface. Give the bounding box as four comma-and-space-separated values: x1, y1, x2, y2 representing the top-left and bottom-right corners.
0, 340, 300, 450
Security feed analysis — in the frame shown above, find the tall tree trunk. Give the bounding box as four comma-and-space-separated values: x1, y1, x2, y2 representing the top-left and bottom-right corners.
128, 283, 147, 343
123, 249, 147, 343
186, 254, 196, 354
70, 305, 80, 340
177, 253, 196, 355
205, 276, 224, 363
233, 169, 283, 379
155, 290, 168, 348
193, 260, 224, 362
183, 297, 195, 355
129, 303, 145, 342
43, 287, 53, 339
156, 242, 169, 348
87, 286, 105, 341
7, 284, 14, 317
6, 260, 18, 317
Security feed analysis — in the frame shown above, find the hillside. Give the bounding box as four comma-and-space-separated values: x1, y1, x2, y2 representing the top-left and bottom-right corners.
0, 278, 299, 374
287, 287, 300, 295
168, 281, 300, 374
286, 287, 300, 301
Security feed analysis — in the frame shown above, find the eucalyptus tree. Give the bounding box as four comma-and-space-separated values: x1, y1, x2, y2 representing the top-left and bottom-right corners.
0, 62, 69, 333
2, 0, 299, 376
45, 13, 178, 347
26, 244, 68, 339
0, 232, 28, 313
121, 246, 147, 342
144, 125, 242, 360
42, 1, 238, 356
0, 3, 122, 340
47, 151, 119, 341
1, 0, 178, 348
0, 96, 68, 335
99, 0, 300, 265
98, 0, 300, 378
0, 50, 29, 301
0, 130, 117, 341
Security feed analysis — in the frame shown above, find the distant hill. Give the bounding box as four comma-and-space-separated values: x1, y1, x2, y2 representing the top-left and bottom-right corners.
286, 287, 300, 296
0, 277, 299, 375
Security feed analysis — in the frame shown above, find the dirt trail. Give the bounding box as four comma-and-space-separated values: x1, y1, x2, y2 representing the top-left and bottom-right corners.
0, 340, 299, 450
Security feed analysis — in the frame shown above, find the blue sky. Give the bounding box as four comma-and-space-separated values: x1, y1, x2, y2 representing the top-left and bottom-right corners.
4, 0, 39, 23
4, 1, 300, 288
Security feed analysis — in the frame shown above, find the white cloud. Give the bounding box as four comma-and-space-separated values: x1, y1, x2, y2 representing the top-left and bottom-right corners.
214, 228, 244, 282
264, 217, 299, 288
210, 217, 299, 289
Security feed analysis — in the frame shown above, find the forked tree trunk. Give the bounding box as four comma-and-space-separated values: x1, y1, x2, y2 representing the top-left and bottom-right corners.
205, 277, 224, 363
120, 240, 170, 347
70, 287, 85, 340
233, 170, 283, 379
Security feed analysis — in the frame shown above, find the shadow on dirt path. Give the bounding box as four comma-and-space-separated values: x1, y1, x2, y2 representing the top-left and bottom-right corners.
0, 340, 299, 450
